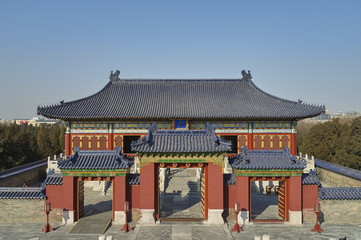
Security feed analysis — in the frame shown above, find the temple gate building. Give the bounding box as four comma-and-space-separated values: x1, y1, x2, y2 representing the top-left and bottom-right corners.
38, 70, 324, 225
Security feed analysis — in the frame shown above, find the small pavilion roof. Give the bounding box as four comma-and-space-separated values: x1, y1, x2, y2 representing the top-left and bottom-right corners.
131, 124, 232, 153
58, 148, 133, 170
37, 71, 324, 121
44, 170, 63, 185
302, 169, 321, 185
229, 147, 306, 170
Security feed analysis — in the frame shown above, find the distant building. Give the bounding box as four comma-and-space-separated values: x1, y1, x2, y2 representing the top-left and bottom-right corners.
12, 117, 61, 126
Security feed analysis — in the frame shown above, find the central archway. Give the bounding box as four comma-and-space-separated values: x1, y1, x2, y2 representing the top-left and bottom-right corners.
156, 163, 208, 221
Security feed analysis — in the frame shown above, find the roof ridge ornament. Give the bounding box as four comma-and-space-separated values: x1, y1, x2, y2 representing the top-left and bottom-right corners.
110, 70, 120, 82
241, 70, 252, 81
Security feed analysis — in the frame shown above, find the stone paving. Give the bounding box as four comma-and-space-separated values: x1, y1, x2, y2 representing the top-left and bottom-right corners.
0, 222, 360, 240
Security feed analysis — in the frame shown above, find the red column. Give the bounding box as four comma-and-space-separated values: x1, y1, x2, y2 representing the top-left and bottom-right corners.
291, 133, 297, 156
65, 133, 71, 156
108, 133, 114, 150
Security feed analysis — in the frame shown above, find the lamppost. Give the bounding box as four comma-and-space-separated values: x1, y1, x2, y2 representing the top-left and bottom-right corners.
42, 201, 53, 233
311, 201, 323, 233
121, 201, 132, 232
231, 202, 243, 232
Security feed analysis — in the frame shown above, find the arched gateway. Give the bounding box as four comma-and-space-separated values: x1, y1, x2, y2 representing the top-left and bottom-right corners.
40, 70, 324, 226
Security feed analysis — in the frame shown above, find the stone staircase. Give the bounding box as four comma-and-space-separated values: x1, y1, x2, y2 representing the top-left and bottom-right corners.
164, 169, 200, 197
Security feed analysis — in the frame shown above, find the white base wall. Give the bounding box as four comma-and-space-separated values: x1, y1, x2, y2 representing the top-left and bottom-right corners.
287, 210, 302, 225
62, 210, 75, 224
139, 209, 156, 225
113, 211, 126, 225
206, 209, 224, 224
238, 210, 250, 225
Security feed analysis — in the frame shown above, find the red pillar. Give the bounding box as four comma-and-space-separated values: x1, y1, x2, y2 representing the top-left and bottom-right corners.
288, 176, 302, 224
113, 175, 126, 224
62, 176, 76, 224
139, 163, 156, 223
207, 163, 224, 223
65, 133, 71, 156
108, 133, 114, 150
291, 133, 297, 156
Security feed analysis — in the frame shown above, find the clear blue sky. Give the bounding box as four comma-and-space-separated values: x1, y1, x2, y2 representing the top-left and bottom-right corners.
1, 1, 360, 119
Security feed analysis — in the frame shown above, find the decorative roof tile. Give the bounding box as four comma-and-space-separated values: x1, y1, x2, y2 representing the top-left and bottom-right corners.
224, 174, 237, 185
229, 147, 306, 170
131, 124, 232, 153
302, 169, 320, 185
318, 187, 361, 200
0, 187, 45, 199
44, 171, 63, 185
37, 72, 324, 120
58, 147, 134, 170
127, 174, 140, 185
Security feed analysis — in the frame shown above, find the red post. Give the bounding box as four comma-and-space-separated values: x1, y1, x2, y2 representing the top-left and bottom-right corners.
311, 201, 323, 233
231, 202, 243, 232
121, 201, 132, 232
42, 202, 53, 233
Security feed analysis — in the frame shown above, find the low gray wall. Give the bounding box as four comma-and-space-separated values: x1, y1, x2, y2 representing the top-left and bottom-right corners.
320, 199, 361, 224
0, 160, 47, 187
0, 199, 62, 223
316, 167, 361, 187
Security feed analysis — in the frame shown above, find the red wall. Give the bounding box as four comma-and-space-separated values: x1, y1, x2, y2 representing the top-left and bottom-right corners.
236, 176, 250, 212
288, 176, 302, 212
113, 176, 126, 211
61, 176, 76, 212
127, 184, 140, 209
46, 185, 64, 209
139, 163, 155, 209
223, 185, 237, 210
302, 185, 318, 210
207, 163, 223, 209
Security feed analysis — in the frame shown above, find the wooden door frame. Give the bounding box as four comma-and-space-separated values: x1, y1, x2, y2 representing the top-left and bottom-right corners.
75, 176, 114, 222
249, 176, 289, 222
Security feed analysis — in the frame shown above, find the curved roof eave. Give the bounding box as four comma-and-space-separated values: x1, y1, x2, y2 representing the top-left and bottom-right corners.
37, 78, 325, 121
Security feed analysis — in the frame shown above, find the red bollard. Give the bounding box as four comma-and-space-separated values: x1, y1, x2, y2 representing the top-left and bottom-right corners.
311, 201, 323, 233
42, 202, 54, 233
121, 201, 132, 232
231, 202, 243, 233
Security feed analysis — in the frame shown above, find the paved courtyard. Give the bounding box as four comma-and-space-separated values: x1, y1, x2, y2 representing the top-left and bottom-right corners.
0, 222, 360, 240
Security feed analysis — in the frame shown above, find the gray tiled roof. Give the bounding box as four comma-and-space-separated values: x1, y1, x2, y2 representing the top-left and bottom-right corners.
0, 187, 45, 199
315, 158, 361, 181
37, 75, 324, 120
302, 169, 320, 185
127, 174, 140, 185
319, 187, 361, 200
131, 124, 232, 153
44, 172, 63, 185
58, 148, 133, 170
230, 147, 306, 170
224, 174, 237, 185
